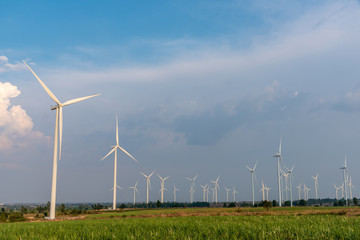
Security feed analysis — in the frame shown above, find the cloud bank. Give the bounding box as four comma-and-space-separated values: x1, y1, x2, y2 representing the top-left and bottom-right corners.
0, 81, 49, 150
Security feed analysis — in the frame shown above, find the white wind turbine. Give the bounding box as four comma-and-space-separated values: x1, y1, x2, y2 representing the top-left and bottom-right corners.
340, 183, 344, 198
206, 185, 210, 202
158, 174, 169, 203
129, 181, 139, 206
140, 171, 155, 205
348, 176, 355, 200
296, 183, 302, 201
224, 187, 231, 203
334, 184, 340, 200
24, 61, 100, 220
273, 139, 283, 207
173, 185, 180, 202
287, 166, 294, 207
211, 187, 215, 202
260, 181, 266, 201
312, 173, 319, 199
101, 116, 138, 210
232, 187, 238, 202
340, 156, 349, 206
246, 163, 257, 206
186, 175, 198, 203
265, 185, 271, 201
282, 171, 289, 202
210, 176, 220, 203
200, 184, 208, 202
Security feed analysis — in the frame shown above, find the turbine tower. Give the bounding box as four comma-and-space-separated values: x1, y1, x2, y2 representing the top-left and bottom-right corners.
273, 139, 282, 207
129, 181, 139, 206
157, 174, 169, 203
224, 187, 231, 203
140, 171, 155, 205
23, 61, 100, 220
265, 185, 271, 201
101, 116, 138, 210
186, 175, 198, 203
312, 173, 319, 199
340, 156, 348, 206
210, 176, 220, 203
246, 163, 257, 206
334, 184, 340, 200
173, 185, 180, 202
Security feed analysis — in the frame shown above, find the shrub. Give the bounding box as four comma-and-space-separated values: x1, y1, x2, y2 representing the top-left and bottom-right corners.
8, 213, 26, 222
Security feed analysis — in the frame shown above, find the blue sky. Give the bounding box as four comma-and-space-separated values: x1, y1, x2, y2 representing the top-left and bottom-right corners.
1, 0, 360, 204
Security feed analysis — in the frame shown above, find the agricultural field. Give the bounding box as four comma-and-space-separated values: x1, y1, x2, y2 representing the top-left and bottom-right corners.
1, 207, 360, 239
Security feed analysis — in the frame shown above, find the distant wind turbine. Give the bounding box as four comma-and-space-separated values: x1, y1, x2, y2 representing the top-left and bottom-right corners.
23, 61, 100, 220
246, 163, 257, 206
348, 176, 355, 200
340, 156, 349, 206
200, 184, 208, 202
129, 181, 139, 205
312, 173, 319, 199
173, 185, 180, 202
232, 187, 238, 202
273, 139, 283, 207
296, 183, 302, 200
210, 176, 220, 203
186, 175, 198, 203
158, 174, 169, 203
224, 187, 231, 203
101, 116, 138, 210
140, 171, 155, 205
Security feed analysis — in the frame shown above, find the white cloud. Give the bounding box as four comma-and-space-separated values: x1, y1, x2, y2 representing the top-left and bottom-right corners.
0, 82, 50, 150
0, 55, 26, 73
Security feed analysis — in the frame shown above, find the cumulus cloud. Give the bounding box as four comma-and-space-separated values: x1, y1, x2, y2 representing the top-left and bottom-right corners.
0, 56, 26, 73
0, 82, 49, 150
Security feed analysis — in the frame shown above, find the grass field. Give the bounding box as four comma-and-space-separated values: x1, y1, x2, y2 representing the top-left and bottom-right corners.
1, 207, 360, 239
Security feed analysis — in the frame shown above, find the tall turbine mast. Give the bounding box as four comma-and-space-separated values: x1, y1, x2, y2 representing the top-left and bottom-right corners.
129, 181, 139, 206
312, 173, 319, 199
340, 156, 348, 206
173, 185, 180, 202
24, 61, 100, 220
210, 176, 220, 203
224, 187, 231, 203
273, 139, 282, 207
157, 174, 169, 203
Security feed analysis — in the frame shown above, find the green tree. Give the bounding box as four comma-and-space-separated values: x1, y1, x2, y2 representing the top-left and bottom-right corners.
59, 204, 66, 214
272, 200, 278, 207
263, 201, 272, 211
156, 200, 162, 208
353, 197, 358, 206
298, 199, 306, 206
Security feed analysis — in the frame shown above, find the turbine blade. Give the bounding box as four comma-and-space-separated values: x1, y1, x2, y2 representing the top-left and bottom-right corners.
253, 162, 257, 171
117, 145, 138, 163
279, 139, 282, 155
62, 94, 100, 107
23, 61, 61, 104
58, 107, 63, 160
101, 147, 116, 161
140, 172, 147, 178
193, 175, 198, 181
148, 179, 152, 190
245, 166, 252, 171
149, 171, 155, 178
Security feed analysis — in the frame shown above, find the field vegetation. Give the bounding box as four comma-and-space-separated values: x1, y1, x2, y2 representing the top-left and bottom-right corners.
1, 206, 360, 239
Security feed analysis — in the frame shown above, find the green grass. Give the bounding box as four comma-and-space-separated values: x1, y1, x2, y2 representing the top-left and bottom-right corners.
1, 211, 360, 239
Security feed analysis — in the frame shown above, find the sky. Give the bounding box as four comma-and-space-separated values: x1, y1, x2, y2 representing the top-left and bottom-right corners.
1, 0, 360, 204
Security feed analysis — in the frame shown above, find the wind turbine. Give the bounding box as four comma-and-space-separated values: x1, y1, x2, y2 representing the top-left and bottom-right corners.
23, 61, 100, 220
224, 187, 231, 203
101, 116, 138, 210
287, 166, 294, 207
211, 187, 215, 202
312, 173, 319, 199
157, 174, 169, 203
210, 176, 220, 203
296, 183, 302, 200
340, 183, 344, 198
206, 185, 210, 202
334, 184, 340, 200
282, 171, 289, 202
140, 171, 155, 205
129, 181, 139, 206
273, 139, 283, 207
259, 181, 265, 201
232, 187, 238, 202
340, 156, 348, 206
265, 185, 271, 201
173, 185, 180, 202
186, 175, 198, 203
246, 163, 257, 206
200, 184, 208, 202
348, 176, 355, 200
